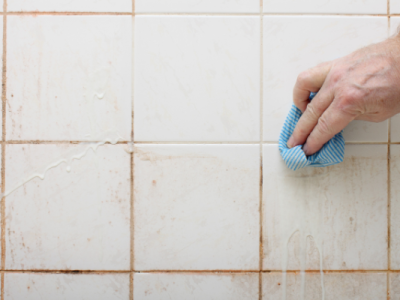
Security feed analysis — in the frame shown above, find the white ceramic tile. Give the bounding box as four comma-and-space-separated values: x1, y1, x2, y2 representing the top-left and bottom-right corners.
8, 0, 131, 12
263, 144, 387, 270
134, 17, 260, 142
391, 115, 400, 142
5, 144, 130, 270
134, 145, 260, 270
134, 273, 259, 299
135, 0, 259, 13
7, 16, 132, 141
390, 145, 400, 269
391, 0, 400, 14
390, 273, 400, 300
264, 0, 387, 14
262, 272, 387, 300
4, 273, 130, 300
263, 16, 388, 142
390, 18, 400, 142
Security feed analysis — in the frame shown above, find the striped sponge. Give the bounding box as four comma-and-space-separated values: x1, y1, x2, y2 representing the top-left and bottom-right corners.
279, 92, 345, 171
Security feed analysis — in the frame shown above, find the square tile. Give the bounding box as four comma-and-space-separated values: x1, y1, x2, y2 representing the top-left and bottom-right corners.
263, 16, 388, 142
4, 273, 130, 299
390, 18, 400, 142
135, 0, 259, 13
263, 144, 387, 270
391, 0, 400, 14
8, 0, 132, 12
390, 273, 400, 300
7, 16, 132, 141
134, 273, 259, 299
263, 0, 387, 14
134, 17, 260, 142
390, 145, 400, 269
134, 145, 260, 270
5, 144, 131, 270
262, 272, 387, 300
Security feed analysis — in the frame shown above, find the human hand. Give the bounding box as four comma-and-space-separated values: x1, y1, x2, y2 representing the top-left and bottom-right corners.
287, 35, 400, 155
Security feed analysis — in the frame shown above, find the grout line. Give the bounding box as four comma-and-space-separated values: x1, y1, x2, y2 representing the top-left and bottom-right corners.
0, 269, 396, 273
1, 140, 397, 145
134, 12, 390, 17
0, 11, 392, 17
1, 270, 131, 273
5, 140, 130, 144
130, 3, 134, 300
388, 4, 391, 298
7, 11, 132, 16
258, 1, 264, 299
130, 272, 134, 300
1, 1, 6, 299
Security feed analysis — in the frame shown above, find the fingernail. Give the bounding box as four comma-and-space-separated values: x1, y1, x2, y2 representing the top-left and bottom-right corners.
303, 144, 309, 156
287, 136, 295, 148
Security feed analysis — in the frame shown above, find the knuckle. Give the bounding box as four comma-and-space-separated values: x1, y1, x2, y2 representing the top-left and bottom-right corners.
305, 103, 322, 120
337, 88, 363, 112
328, 69, 343, 84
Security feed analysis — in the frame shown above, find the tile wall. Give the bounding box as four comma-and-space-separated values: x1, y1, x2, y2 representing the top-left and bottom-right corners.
0, 0, 398, 299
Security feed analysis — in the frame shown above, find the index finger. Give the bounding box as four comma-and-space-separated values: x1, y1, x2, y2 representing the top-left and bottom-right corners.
293, 62, 333, 112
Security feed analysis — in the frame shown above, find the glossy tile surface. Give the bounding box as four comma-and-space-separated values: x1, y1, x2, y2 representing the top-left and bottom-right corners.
134, 145, 260, 270
134, 16, 260, 142
263, 0, 387, 14
262, 273, 387, 300
136, 0, 259, 13
4, 273, 130, 300
390, 145, 400, 269
7, 16, 132, 141
134, 273, 259, 299
8, 0, 132, 12
390, 18, 400, 142
5, 144, 130, 270
263, 144, 387, 270
391, 0, 400, 14
263, 16, 388, 142
390, 273, 400, 300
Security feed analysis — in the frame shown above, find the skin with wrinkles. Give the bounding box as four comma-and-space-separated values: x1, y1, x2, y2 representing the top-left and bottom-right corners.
287, 33, 400, 155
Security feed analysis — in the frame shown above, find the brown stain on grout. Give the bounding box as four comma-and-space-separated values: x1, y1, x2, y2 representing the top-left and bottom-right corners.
1, 1, 6, 300
131, 2, 134, 299
2, 270, 131, 274
6, 140, 129, 144
259, 0, 264, 299
0, 269, 397, 274
7, 11, 132, 16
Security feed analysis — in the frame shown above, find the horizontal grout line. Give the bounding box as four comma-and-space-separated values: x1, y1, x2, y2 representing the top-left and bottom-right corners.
0, 269, 397, 274
0, 12, 391, 17
6, 12, 133, 16
2, 270, 131, 273
1, 141, 396, 145
4, 140, 130, 144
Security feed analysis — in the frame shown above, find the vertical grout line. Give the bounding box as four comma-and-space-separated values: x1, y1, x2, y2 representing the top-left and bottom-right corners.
1, 0, 6, 299
388, 4, 391, 298
130, 272, 134, 300
130, 1, 135, 300
259, 0, 264, 299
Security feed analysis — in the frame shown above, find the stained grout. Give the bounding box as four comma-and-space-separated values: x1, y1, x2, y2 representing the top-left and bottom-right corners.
131, 2, 135, 300
0, 3, 395, 298
0, 269, 397, 273
7, 11, 133, 16
1, 1, 6, 299
258, 0, 264, 299
0, 11, 393, 17
1, 140, 398, 145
